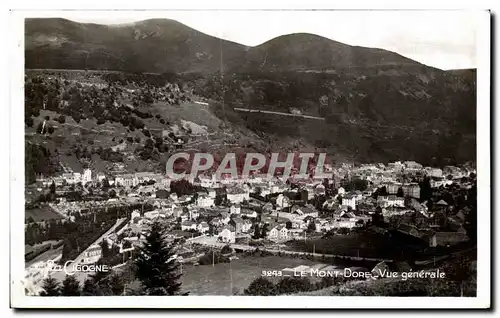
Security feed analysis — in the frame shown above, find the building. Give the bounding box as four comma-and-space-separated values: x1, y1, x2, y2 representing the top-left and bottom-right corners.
226, 187, 249, 204
114, 174, 139, 188
427, 231, 469, 247
242, 219, 252, 233
341, 195, 357, 210
96, 173, 106, 183
240, 209, 258, 219
404, 161, 423, 170
291, 205, 319, 218
197, 222, 210, 234
427, 168, 443, 178
82, 169, 92, 184
386, 182, 402, 195
196, 194, 215, 208
230, 216, 245, 234
230, 204, 241, 215
181, 221, 197, 231
402, 183, 421, 199
218, 226, 236, 243
81, 245, 102, 264
377, 195, 405, 208
268, 224, 288, 241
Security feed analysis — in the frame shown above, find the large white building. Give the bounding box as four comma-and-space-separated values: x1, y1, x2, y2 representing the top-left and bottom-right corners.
226, 187, 249, 204
82, 169, 92, 184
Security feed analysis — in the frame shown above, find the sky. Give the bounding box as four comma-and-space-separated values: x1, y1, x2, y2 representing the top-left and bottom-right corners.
55, 10, 479, 70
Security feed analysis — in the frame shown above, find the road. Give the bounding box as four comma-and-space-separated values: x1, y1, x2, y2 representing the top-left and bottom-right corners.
234, 108, 325, 120
51, 218, 127, 284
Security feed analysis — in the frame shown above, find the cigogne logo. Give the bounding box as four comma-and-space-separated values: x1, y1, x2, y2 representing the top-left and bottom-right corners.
46, 260, 110, 276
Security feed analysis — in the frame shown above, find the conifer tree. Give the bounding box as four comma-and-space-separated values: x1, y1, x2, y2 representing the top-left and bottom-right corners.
39, 276, 61, 296
135, 221, 182, 295
60, 275, 81, 296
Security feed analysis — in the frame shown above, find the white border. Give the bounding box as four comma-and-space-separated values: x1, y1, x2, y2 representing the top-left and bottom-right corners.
9, 7, 491, 309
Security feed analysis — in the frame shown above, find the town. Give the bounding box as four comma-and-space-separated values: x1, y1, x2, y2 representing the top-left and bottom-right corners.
24, 158, 477, 296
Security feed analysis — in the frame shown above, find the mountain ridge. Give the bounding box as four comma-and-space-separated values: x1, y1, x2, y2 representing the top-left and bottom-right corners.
26, 18, 435, 73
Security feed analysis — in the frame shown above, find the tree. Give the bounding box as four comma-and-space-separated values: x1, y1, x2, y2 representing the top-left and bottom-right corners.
252, 223, 261, 239
221, 245, 233, 254
135, 221, 182, 295
276, 277, 312, 294
285, 221, 293, 229
307, 221, 317, 233
25, 116, 34, 127
61, 275, 81, 296
82, 260, 112, 296
244, 277, 277, 295
260, 223, 269, 238
82, 278, 98, 296
108, 273, 125, 296
419, 177, 432, 202
100, 239, 111, 260
50, 181, 56, 194
397, 187, 404, 197
39, 276, 61, 296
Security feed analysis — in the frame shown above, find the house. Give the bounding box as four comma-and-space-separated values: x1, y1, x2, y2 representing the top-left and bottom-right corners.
189, 209, 200, 220
114, 174, 139, 188
341, 195, 357, 210
241, 209, 258, 219
404, 161, 423, 170
230, 204, 241, 215
402, 183, 421, 199
130, 210, 141, 223
371, 261, 391, 280
218, 225, 236, 243
427, 168, 443, 178
276, 194, 291, 209
144, 210, 160, 219
170, 193, 179, 202
197, 222, 210, 234
242, 219, 252, 233
219, 212, 230, 224
198, 174, 217, 188
179, 195, 193, 204
197, 194, 214, 208
81, 245, 102, 264
82, 169, 92, 184
427, 231, 469, 247
377, 195, 405, 208
207, 188, 217, 198
96, 173, 106, 183
337, 187, 346, 196
291, 205, 319, 218
226, 186, 249, 204
386, 182, 402, 195
210, 217, 223, 227
230, 216, 245, 234
322, 199, 338, 211
332, 211, 359, 229
268, 224, 288, 241
181, 221, 197, 231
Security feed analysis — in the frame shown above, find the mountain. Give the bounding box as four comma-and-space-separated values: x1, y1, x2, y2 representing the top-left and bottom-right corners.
24, 18, 476, 165
25, 18, 247, 73
242, 33, 428, 72
26, 18, 428, 73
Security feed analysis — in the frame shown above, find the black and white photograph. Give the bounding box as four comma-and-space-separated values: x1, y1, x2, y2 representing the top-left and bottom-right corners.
9, 7, 491, 309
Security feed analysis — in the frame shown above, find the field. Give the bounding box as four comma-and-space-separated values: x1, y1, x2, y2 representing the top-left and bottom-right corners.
180, 255, 318, 295
285, 232, 428, 260
25, 205, 64, 222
